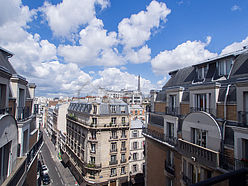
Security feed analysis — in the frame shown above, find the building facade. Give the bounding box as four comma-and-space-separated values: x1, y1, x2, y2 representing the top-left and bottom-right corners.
63, 99, 130, 186
144, 47, 248, 185
0, 47, 42, 186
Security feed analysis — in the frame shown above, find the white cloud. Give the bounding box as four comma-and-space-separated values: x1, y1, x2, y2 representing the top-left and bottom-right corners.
90, 68, 156, 94
41, 0, 109, 37
151, 37, 217, 74
58, 18, 124, 67
221, 36, 248, 55
30, 61, 92, 97
156, 76, 167, 88
124, 45, 151, 64
231, 5, 241, 11
118, 0, 170, 48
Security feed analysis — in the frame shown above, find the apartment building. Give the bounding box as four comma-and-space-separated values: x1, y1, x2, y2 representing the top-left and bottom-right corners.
63, 99, 130, 186
143, 47, 248, 185
0, 46, 43, 185
129, 119, 145, 184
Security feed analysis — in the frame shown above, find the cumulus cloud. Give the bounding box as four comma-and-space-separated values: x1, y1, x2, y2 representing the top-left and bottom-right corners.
151, 37, 217, 75
124, 45, 151, 64
156, 76, 167, 88
41, 0, 109, 37
231, 5, 241, 11
221, 36, 248, 55
90, 68, 156, 94
58, 18, 124, 66
118, 0, 171, 48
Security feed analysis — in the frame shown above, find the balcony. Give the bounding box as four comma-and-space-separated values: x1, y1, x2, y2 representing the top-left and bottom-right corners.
0, 107, 12, 115
177, 139, 219, 169
85, 162, 102, 170
27, 134, 44, 170
17, 106, 31, 121
88, 137, 97, 142
164, 160, 175, 177
2, 157, 27, 186
165, 107, 180, 116
142, 128, 177, 147
110, 136, 118, 140
149, 114, 164, 127
121, 147, 126, 152
109, 160, 118, 165
238, 111, 248, 127
182, 174, 192, 186
110, 148, 117, 153
190, 107, 215, 116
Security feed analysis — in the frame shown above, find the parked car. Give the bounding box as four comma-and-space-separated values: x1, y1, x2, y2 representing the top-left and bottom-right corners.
41, 165, 49, 175
42, 173, 51, 185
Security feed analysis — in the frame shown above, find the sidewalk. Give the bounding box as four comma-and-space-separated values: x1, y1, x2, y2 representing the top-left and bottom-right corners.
42, 128, 77, 185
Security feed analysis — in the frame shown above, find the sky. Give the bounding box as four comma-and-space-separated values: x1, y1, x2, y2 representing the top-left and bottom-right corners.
0, 0, 248, 97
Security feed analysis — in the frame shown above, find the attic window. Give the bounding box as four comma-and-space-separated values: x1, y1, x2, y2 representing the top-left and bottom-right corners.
218, 59, 232, 76
197, 65, 208, 80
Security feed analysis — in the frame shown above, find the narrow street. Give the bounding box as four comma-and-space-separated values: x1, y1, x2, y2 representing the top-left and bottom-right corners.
40, 128, 77, 186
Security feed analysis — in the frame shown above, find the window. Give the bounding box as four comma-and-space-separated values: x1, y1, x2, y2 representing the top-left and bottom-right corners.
92, 118, 97, 124
133, 153, 138, 160
93, 105, 97, 114
121, 166, 125, 174
122, 117, 126, 124
133, 164, 138, 172
132, 130, 138, 138
0, 141, 11, 184
135, 110, 138, 115
91, 131, 96, 139
191, 128, 207, 147
90, 156, 95, 164
169, 95, 176, 111
166, 122, 174, 138
167, 150, 174, 167
111, 117, 116, 124
166, 177, 173, 186
0, 84, 6, 109
197, 65, 208, 80
111, 168, 117, 176
242, 139, 248, 160
110, 105, 117, 113
111, 130, 117, 139
218, 59, 232, 76
195, 94, 207, 111
121, 130, 126, 138
111, 155, 116, 162
111, 142, 117, 151
91, 143, 95, 153
133, 142, 138, 150
121, 141, 126, 150
120, 106, 126, 113
121, 154, 126, 162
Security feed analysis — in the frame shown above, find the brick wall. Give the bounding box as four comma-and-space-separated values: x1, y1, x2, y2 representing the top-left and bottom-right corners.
147, 124, 164, 134
217, 104, 224, 119
8, 99, 16, 117
227, 105, 237, 121
146, 138, 181, 186
180, 103, 190, 116
154, 102, 166, 113
29, 130, 38, 150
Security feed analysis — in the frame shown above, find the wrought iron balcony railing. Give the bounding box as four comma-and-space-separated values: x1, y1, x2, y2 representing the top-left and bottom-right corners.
142, 128, 177, 147
164, 160, 175, 176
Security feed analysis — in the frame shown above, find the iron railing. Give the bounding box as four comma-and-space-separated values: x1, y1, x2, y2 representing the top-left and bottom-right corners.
17, 107, 31, 121
165, 107, 180, 116
164, 160, 175, 176
109, 160, 118, 165
142, 128, 177, 147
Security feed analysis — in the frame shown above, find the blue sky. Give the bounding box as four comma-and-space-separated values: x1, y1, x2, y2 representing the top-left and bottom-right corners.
0, 0, 247, 97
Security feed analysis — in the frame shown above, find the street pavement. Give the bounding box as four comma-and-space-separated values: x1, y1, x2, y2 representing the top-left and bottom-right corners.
40, 128, 77, 186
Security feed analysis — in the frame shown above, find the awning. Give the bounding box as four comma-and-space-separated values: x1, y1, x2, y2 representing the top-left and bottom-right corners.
62, 153, 69, 164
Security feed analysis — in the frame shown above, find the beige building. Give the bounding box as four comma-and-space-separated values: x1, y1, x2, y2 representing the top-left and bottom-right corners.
63, 99, 130, 186
144, 47, 248, 185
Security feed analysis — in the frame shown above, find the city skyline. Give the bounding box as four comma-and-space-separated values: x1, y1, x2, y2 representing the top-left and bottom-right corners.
0, 0, 247, 97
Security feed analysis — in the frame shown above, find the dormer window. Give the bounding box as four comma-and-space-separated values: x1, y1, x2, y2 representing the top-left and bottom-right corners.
110, 105, 116, 113
197, 65, 208, 80
217, 59, 232, 76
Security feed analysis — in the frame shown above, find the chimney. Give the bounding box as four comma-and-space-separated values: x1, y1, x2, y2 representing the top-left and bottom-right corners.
138, 75, 140, 92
